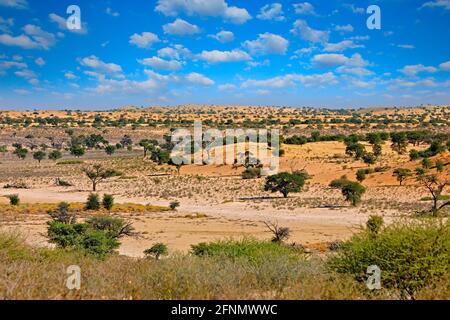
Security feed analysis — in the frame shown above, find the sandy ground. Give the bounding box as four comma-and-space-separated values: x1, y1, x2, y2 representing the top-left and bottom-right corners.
0, 186, 398, 257
0, 138, 447, 257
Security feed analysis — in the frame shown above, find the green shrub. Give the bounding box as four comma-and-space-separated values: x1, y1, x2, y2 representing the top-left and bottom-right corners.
102, 194, 114, 210
356, 169, 366, 183
366, 215, 384, 235
7, 194, 20, 206
80, 230, 120, 258
85, 216, 134, 239
47, 221, 87, 248
341, 181, 366, 206
47, 215, 132, 258
85, 193, 100, 210
144, 243, 168, 260
49, 202, 77, 224
191, 238, 303, 265
328, 219, 450, 298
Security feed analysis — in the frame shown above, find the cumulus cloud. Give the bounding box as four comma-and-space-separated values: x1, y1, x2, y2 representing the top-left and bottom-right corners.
399, 64, 438, 76
257, 3, 285, 21
49, 13, 88, 34
439, 61, 450, 71
0, 0, 28, 9
105, 7, 120, 17
242, 33, 289, 55
140, 56, 182, 71
335, 24, 354, 32
129, 32, 160, 48
163, 19, 200, 35
14, 68, 35, 78
185, 72, 214, 85
291, 19, 329, 43
419, 0, 450, 10
64, 71, 78, 80
35, 57, 45, 66
0, 16, 14, 33
343, 3, 365, 14
0, 24, 55, 49
157, 44, 191, 60
80, 55, 123, 77
155, 0, 251, 24
323, 40, 363, 52
198, 49, 251, 64
209, 30, 234, 43
293, 2, 316, 15
312, 53, 369, 68
242, 72, 337, 88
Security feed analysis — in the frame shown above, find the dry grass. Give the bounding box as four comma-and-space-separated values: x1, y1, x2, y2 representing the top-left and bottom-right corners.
0, 232, 448, 300
0, 202, 170, 216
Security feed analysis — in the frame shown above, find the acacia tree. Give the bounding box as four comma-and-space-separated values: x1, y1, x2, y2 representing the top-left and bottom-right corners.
82, 164, 117, 191
390, 132, 408, 155
33, 150, 46, 163
416, 173, 449, 216
341, 181, 366, 206
393, 168, 412, 186
264, 172, 305, 198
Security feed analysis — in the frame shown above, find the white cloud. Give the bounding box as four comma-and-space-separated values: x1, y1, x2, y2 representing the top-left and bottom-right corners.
35, 57, 45, 66
80, 55, 123, 77
0, 24, 55, 49
157, 44, 191, 60
210, 30, 234, 43
312, 53, 369, 68
291, 19, 329, 43
49, 13, 88, 34
163, 19, 200, 35
140, 56, 182, 71
15, 69, 35, 80
224, 6, 252, 24
419, 0, 450, 10
397, 44, 415, 49
293, 2, 316, 15
242, 72, 337, 89
155, 0, 251, 24
439, 61, 450, 71
343, 3, 365, 14
335, 24, 354, 32
312, 54, 348, 68
64, 71, 78, 80
336, 66, 373, 77
324, 40, 363, 52
106, 7, 120, 17
0, 0, 28, 9
129, 32, 160, 48
243, 33, 288, 55
399, 64, 438, 76
257, 3, 285, 21
0, 60, 27, 74
28, 78, 39, 85
198, 49, 251, 64
185, 72, 214, 85
0, 16, 14, 33
218, 83, 236, 91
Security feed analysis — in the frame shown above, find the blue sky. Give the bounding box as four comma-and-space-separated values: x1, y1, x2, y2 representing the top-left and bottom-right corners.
0, 0, 449, 110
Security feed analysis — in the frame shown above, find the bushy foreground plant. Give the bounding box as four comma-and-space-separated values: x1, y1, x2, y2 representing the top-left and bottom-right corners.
328, 218, 450, 298
47, 203, 133, 258
191, 238, 303, 265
